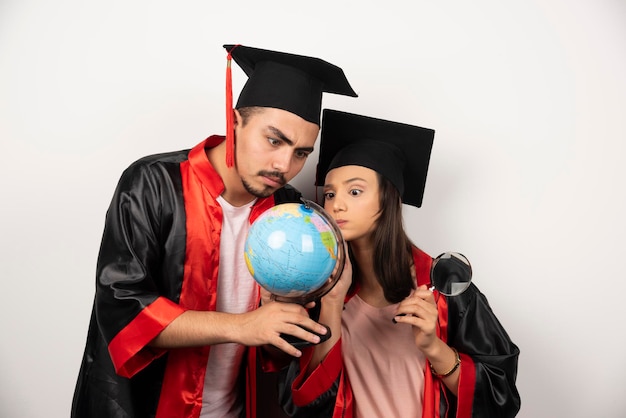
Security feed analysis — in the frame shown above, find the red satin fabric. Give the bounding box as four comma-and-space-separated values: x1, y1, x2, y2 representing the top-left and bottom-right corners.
155, 137, 275, 418
155, 139, 224, 417
109, 297, 183, 378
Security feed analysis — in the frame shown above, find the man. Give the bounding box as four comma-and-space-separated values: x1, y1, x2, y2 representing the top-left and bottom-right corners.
71, 44, 357, 418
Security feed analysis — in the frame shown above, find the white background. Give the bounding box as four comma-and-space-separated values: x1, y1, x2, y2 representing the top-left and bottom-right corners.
1, 1, 625, 417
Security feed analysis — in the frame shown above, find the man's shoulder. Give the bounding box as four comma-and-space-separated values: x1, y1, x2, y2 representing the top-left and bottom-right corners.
114, 149, 191, 189
132, 149, 192, 166
121, 149, 191, 175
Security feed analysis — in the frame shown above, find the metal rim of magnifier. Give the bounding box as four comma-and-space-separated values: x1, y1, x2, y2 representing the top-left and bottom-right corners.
430, 252, 473, 296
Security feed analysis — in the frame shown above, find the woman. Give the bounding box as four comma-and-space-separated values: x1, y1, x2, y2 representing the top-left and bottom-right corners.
278, 109, 521, 417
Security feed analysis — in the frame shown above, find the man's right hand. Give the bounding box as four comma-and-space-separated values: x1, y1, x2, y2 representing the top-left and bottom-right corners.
235, 301, 328, 357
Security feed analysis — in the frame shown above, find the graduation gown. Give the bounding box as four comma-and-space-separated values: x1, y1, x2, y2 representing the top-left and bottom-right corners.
71, 136, 302, 418
278, 247, 521, 417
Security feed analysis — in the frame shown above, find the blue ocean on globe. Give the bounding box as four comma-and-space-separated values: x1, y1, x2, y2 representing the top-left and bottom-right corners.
244, 202, 339, 298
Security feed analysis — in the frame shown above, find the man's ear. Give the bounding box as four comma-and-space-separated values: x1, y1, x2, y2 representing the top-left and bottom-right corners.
233, 108, 242, 128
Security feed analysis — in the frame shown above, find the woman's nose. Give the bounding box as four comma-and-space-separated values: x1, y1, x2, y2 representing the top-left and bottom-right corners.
332, 196, 346, 213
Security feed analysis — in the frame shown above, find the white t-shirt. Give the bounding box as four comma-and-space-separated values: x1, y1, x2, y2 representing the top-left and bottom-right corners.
200, 196, 259, 418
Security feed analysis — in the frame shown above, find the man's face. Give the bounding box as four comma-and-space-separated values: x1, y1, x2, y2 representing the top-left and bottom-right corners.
234, 108, 319, 198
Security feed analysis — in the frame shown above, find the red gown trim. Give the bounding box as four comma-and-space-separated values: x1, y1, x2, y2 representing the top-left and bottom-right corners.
155, 139, 224, 417
293, 341, 344, 406
457, 352, 477, 417
412, 247, 440, 417
412, 247, 477, 417
154, 137, 274, 417
108, 297, 185, 378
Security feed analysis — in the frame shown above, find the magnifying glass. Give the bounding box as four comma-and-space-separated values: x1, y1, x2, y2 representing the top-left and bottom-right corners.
430, 252, 472, 296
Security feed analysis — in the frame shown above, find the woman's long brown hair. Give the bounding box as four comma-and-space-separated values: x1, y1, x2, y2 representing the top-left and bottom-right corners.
350, 173, 416, 303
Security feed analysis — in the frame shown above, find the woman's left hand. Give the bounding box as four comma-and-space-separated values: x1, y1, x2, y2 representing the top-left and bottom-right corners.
259, 287, 274, 306
393, 285, 439, 351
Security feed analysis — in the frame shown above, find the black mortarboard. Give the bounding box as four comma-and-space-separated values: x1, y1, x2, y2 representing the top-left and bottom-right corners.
316, 109, 435, 207
223, 44, 358, 167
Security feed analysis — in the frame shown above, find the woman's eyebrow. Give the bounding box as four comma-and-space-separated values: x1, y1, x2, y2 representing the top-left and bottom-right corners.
324, 177, 368, 188
343, 177, 367, 184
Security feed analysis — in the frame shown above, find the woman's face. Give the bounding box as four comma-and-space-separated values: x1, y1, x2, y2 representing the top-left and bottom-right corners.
323, 165, 381, 242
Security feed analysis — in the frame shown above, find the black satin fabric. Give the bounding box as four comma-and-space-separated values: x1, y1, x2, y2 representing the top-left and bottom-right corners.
278, 282, 521, 417
72, 150, 190, 418
278, 364, 340, 418
442, 283, 521, 417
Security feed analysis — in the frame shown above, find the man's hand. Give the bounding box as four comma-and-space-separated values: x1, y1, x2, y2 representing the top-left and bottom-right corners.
235, 301, 328, 357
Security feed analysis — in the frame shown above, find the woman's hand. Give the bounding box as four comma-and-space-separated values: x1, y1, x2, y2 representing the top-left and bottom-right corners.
259, 287, 274, 307
321, 241, 353, 306
393, 285, 439, 352
305, 242, 352, 374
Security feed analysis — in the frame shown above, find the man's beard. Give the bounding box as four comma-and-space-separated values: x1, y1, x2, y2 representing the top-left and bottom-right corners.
241, 170, 286, 198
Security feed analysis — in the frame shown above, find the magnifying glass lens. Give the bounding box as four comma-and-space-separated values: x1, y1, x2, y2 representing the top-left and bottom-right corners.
430, 252, 472, 296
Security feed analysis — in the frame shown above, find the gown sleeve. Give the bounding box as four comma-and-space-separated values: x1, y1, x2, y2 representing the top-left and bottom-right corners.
445, 284, 521, 417
278, 341, 343, 418
95, 160, 186, 377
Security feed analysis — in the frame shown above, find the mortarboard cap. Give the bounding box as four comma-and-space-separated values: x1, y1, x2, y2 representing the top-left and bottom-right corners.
316, 109, 435, 207
223, 44, 358, 167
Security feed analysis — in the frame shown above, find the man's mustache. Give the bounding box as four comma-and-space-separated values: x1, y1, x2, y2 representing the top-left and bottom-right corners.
257, 170, 286, 186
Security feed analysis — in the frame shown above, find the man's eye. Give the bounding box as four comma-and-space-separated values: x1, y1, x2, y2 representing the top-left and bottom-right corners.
268, 137, 280, 146
294, 151, 310, 160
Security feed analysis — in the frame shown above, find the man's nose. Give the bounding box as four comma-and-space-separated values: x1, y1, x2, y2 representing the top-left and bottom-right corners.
272, 149, 292, 172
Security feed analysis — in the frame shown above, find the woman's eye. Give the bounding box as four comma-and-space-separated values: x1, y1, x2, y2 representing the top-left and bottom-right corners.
323, 192, 335, 199
349, 189, 362, 196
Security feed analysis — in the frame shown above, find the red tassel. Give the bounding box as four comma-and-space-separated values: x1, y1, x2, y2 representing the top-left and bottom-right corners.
225, 45, 241, 168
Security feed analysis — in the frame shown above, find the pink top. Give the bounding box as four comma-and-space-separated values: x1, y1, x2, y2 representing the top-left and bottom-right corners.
341, 294, 426, 418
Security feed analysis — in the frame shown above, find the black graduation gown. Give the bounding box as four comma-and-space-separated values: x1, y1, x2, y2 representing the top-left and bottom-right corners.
71, 136, 302, 418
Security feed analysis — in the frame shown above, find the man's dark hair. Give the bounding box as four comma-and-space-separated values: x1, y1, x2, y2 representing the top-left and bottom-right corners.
237, 106, 264, 126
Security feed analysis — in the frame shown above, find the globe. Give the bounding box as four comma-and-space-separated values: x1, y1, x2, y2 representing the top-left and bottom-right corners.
244, 199, 345, 304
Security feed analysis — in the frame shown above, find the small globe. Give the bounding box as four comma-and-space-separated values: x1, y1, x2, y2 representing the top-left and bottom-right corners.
244, 200, 344, 303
